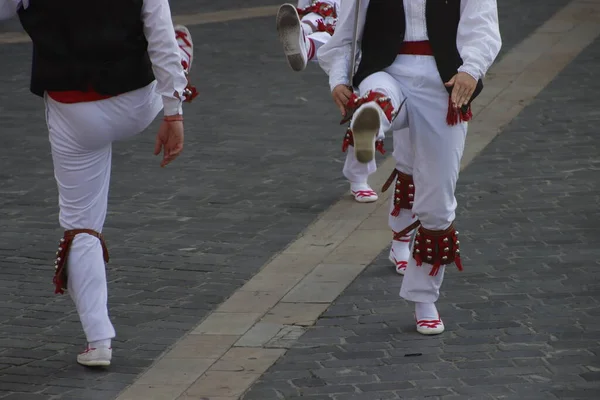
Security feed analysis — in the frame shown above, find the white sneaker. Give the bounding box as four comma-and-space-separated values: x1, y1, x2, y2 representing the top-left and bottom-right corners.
276, 4, 309, 71
351, 102, 380, 163
350, 183, 378, 203
416, 315, 445, 335
174, 25, 194, 73
77, 345, 112, 367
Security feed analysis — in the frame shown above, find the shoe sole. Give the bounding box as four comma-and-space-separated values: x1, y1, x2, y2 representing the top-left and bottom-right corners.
276, 4, 306, 72
77, 359, 111, 367
352, 106, 379, 163
417, 326, 445, 335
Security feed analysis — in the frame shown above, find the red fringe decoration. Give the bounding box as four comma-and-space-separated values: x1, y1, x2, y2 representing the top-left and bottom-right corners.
340, 91, 395, 125
316, 19, 335, 35
412, 225, 463, 276
375, 140, 386, 155
381, 169, 415, 216
415, 252, 423, 267
446, 97, 473, 126
429, 262, 442, 277
297, 2, 337, 18
341, 128, 386, 155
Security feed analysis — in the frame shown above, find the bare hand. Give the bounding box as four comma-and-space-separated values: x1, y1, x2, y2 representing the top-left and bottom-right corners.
445, 72, 477, 109
154, 117, 184, 167
332, 84, 353, 116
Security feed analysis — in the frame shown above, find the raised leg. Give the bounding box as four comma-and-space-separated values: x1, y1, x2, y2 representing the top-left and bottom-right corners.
348, 72, 406, 163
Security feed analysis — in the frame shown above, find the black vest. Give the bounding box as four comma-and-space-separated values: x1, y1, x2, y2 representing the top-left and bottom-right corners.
18, 0, 155, 97
353, 0, 483, 102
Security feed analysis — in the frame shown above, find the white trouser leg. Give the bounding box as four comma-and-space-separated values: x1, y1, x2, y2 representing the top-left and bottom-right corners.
45, 82, 162, 343
306, 31, 331, 63
389, 128, 416, 232
343, 149, 376, 184
301, 12, 321, 34
352, 71, 407, 139
382, 55, 467, 303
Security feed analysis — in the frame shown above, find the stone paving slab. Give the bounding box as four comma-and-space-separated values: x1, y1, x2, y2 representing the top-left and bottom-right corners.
242, 28, 600, 400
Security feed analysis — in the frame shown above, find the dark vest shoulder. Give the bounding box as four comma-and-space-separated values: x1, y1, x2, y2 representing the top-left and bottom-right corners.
353, 0, 483, 101
18, 0, 155, 97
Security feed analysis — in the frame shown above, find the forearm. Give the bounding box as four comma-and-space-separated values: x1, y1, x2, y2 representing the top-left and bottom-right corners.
0, 0, 24, 20
318, 0, 365, 91
142, 0, 188, 115
457, 0, 502, 80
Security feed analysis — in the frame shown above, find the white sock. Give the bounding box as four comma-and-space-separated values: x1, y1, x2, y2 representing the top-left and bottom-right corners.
90, 339, 111, 349
350, 182, 371, 192
415, 302, 438, 321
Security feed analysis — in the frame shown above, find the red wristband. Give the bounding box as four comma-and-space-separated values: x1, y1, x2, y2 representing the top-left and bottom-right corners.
164, 115, 183, 122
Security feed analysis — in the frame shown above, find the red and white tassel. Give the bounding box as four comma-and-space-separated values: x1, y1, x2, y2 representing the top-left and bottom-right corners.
446, 97, 473, 126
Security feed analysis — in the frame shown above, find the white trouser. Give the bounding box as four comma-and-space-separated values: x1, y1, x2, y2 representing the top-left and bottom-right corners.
306, 31, 331, 63
300, 9, 335, 64
45, 82, 163, 343
352, 55, 468, 303
342, 148, 376, 184
342, 118, 389, 185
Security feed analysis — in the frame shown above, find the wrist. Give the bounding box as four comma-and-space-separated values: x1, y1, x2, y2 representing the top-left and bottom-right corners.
457, 65, 480, 82
162, 95, 184, 116
164, 114, 183, 122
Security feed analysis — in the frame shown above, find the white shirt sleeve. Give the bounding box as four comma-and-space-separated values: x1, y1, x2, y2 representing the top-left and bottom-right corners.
0, 0, 26, 20
317, 0, 369, 92
141, 0, 188, 116
457, 0, 502, 81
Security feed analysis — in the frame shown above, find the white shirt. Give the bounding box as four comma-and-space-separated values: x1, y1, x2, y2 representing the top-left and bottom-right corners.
318, 0, 502, 92
0, 0, 187, 116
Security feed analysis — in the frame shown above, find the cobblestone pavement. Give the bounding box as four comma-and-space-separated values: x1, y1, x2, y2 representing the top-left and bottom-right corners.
242, 24, 600, 400
0, 0, 577, 399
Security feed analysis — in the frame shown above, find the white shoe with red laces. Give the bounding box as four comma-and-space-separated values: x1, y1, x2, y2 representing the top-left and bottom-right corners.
389, 233, 411, 275
416, 315, 445, 335
276, 4, 310, 71
351, 183, 378, 203
77, 345, 112, 367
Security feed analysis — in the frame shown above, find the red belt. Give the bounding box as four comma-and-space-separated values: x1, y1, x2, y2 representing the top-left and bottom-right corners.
47, 90, 114, 104
399, 41, 434, 56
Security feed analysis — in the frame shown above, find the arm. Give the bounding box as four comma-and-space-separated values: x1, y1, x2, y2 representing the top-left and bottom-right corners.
317, 0, 369, 92
0, 0, 26, 20
457, 0, 502, 81
141, 0, 188, 116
